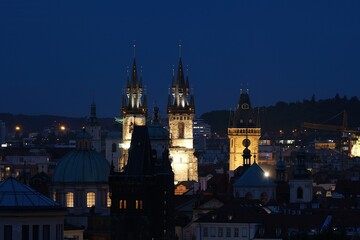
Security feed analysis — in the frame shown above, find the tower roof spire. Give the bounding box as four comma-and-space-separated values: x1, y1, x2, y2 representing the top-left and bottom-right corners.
133, 40, 136, 58
167, 43, 195, 114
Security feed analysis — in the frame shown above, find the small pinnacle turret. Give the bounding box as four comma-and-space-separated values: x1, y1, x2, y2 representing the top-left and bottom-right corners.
167, 57, 195, 114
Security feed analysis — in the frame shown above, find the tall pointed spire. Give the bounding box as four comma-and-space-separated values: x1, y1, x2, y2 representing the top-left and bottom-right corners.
133, 40, 136, 58
121, 43, 147, 117
167, 43, 194, 114
131, 58, 138, 87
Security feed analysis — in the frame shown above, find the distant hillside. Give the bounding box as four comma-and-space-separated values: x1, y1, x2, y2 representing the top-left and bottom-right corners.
201, 95, 360, 136
0, 113, 115, 133
2, 94, 360, 136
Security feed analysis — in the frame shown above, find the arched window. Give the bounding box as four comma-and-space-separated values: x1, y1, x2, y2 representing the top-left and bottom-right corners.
66, 192, 74, 208
178, 122, 185, 138
297, 187, 303, 199
107, 192, 111, 207
87, 192, 96, 207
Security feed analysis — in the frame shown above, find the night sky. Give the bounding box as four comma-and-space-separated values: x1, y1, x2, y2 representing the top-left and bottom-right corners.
1, 1, 360, 118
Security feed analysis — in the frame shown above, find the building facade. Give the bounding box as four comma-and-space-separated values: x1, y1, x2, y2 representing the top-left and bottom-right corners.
228, 90, 261, 171
0, 177, 66, 240
51, 130, 111, 228
109, 126, 174, 240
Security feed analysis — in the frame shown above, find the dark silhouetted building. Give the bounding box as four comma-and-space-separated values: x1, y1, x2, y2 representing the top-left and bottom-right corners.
109, 125, 174, 240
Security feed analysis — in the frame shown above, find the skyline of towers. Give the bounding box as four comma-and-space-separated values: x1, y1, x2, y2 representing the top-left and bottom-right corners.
117, 45, 198, 183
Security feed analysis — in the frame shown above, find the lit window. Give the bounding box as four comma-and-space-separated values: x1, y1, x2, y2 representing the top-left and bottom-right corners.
87, 192, 95, 207
53, 192, 56, 201
119, 199, 127, 209
107, 192, 111, 207
66, 192, 74, 208
136, 200, 143, 209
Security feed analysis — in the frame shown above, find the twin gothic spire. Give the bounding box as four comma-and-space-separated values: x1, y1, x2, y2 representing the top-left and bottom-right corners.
121, 44, 195, 117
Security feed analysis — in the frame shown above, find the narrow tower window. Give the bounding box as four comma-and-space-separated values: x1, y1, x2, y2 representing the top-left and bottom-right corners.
178, 122, 185, 138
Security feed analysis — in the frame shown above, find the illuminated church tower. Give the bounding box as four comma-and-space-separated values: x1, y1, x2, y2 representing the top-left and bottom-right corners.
167, 47, 198, 183
228, 89, 261, 171
118, 48, 147, 171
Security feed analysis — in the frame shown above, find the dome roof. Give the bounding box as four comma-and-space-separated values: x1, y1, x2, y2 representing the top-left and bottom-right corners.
52, 150, 110, 184
233, 163, 275, 187
0, 177, 60, 208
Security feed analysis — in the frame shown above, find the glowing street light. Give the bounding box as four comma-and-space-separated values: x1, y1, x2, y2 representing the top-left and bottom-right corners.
60, 125, 66, 131
15, 126, 21, 131
264, 171, 270, 178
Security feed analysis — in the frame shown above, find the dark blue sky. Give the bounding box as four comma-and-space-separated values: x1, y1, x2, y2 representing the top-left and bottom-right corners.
1, 0, 360, 118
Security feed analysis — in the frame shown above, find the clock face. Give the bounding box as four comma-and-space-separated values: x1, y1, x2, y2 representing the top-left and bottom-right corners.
242, 139, 251, 147
241, 103, 249, 109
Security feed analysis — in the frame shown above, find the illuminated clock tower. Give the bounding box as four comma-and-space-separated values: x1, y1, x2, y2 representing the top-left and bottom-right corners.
167, 51, 198, 183
228, 89, 261, 171
118, 52, 147, 171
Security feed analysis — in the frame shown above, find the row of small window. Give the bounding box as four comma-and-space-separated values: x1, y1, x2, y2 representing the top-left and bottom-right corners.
54, 192, 111, 208
230, 128, 259, 134
172, 116, 191, 120
203, 227, 248, 238
119, 199, 143, 209
3, 224, 62, 240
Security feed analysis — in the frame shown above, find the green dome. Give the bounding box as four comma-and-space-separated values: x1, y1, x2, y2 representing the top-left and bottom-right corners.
52, 150, 110, 184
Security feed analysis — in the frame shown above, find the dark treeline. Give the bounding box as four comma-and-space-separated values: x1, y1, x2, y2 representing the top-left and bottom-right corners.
1, 94, 360, 136
201, 94, 360, 136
